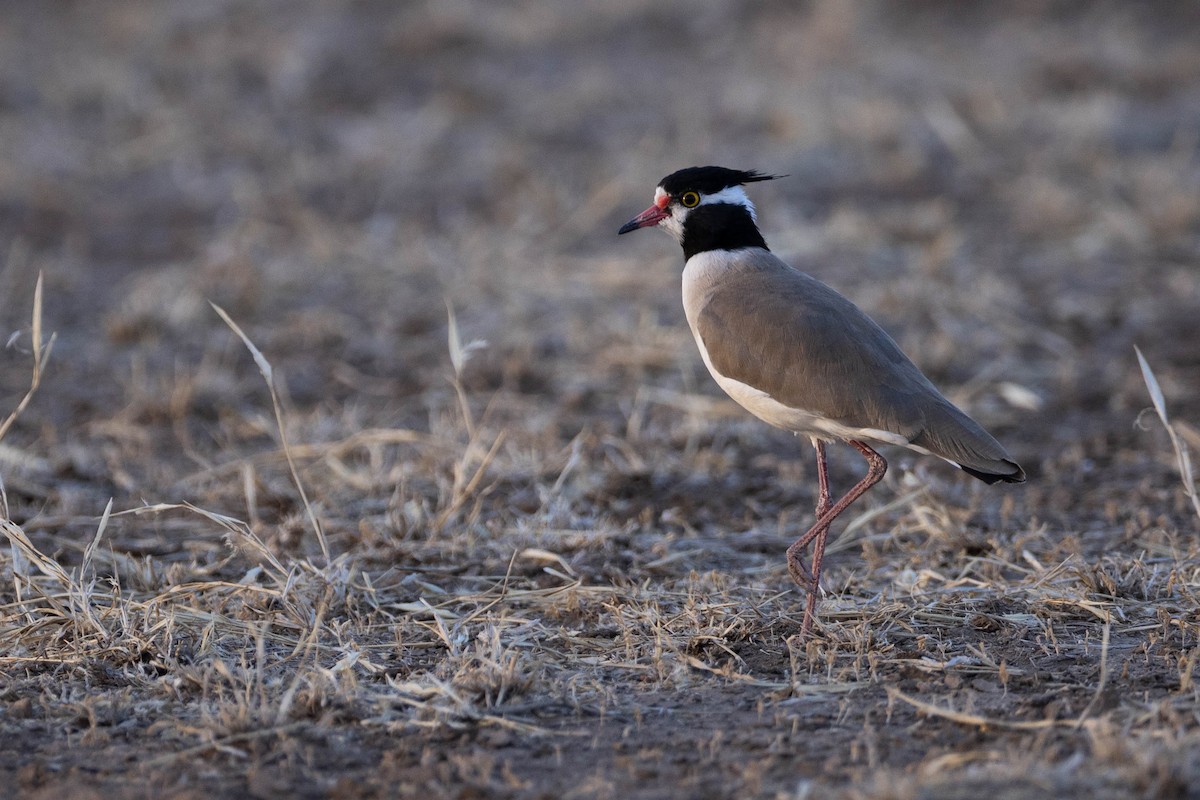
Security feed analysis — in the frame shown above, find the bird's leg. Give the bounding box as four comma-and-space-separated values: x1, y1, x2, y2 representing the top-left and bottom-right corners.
786, 440, 888, 639
814, 438, 832, 520
787, 439, 832, 587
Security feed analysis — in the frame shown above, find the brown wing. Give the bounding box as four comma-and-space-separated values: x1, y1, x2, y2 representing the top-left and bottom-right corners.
694, 256, 1023, 481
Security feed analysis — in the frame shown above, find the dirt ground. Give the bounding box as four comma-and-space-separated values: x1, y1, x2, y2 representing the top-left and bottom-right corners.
3, 1, 1200, 798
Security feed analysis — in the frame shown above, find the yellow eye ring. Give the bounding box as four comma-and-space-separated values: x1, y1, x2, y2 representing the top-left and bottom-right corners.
680, 191, 700, 208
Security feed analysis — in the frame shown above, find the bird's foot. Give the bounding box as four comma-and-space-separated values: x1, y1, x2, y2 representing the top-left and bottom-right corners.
786, 544, 823, 638
785, 545, 816, 589
787, 525, 827, 640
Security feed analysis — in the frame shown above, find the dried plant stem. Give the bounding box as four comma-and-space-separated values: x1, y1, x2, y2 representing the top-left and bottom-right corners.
212, 303, 330, 563
888, 687, 1069, 731
0, 273, 56, 446
437, 429, 507, 530
438, 298, 501, 529
1135, 346, 1200, 523
1074, 619, 1111, 728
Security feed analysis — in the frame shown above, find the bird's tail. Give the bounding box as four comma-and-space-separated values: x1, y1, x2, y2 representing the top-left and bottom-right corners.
911, 400, 1026, 484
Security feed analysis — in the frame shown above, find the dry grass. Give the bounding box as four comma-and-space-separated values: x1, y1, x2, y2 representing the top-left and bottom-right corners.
2, 1, 1200, 798
1136, 346, 1200, 523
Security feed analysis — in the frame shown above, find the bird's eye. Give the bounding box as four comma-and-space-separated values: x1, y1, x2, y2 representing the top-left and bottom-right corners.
680, 191, 700, 208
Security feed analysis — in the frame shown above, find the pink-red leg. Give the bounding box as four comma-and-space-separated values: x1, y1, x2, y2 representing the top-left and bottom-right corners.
786, 440, 887, 639
814, 439, 832, 519
788, 439, 832, 587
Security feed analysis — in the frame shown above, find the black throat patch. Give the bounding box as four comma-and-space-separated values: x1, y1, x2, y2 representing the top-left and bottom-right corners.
680, 203, 769, 260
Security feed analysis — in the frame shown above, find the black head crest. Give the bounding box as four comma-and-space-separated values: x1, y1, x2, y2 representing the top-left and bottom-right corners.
658, 166, 784, 197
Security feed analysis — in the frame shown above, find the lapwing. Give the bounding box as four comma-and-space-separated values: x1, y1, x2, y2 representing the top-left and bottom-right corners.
618, 166, 1025, 638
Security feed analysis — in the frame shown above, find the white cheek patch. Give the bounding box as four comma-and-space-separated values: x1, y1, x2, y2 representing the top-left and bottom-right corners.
661, 210, 686, 241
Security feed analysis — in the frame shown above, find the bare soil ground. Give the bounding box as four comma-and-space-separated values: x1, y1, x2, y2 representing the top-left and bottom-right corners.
3, 1, 1200, 798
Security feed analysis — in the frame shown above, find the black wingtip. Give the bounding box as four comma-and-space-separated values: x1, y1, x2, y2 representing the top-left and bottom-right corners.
960, 461, 1027, 485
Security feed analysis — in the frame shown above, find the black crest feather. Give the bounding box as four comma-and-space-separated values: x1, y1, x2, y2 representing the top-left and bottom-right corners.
658, 166, 783, 197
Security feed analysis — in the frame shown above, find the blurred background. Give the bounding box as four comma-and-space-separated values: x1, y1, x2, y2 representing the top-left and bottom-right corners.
1, 0, 1199, 550
4, 2, 1200, 796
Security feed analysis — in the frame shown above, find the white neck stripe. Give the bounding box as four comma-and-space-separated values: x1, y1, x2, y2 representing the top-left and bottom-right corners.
699, 186, 756, 221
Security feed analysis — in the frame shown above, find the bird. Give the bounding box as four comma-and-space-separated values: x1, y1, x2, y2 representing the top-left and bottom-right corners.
618, 165, 1025, 639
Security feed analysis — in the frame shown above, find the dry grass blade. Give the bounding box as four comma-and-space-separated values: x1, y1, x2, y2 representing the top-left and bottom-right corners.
275, 588, 331, 724
445, 298, 487, 440
435, 428, 507, 530
178, 427, 436, 486
441, 298, 504, 528
1, 517, 73, 587
1074, 619, 1111, 728
80, 498, 113, 579
124, 501, 288, 581
142, 722, 309, 769
1135, 346, 1200, 522
0, 272, 57, 445
828, 487, 926, 553
73, 498, 113, 619
211, 302, 329, 562
888, 688, 1069, 731
1, 516, 105, 635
